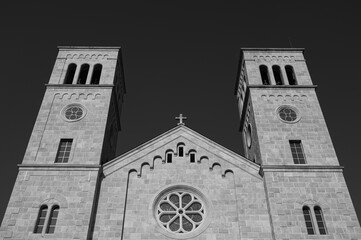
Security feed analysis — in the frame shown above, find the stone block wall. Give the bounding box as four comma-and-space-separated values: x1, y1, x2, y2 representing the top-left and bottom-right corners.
250, 88, 339, 166
22, 87, 112, 165
264, 169, 361, 239
0, 167, 99, 240
242, 49, 311, 86
93, 136, 273, 240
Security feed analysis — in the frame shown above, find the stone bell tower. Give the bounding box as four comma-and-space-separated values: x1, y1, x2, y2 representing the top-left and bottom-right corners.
235, 48, 361, 239
0, 47, 125, 239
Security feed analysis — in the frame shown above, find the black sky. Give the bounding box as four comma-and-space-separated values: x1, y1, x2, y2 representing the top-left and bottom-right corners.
0, 1, 360, 223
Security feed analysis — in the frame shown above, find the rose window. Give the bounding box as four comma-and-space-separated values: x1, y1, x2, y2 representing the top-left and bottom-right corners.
278, 106, 297, 122
64, 105, 84, 121
156, 191, 205, 234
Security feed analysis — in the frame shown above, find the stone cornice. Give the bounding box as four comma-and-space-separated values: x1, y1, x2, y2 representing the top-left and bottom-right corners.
241, 48, 305, 52
248, 85, 317, 89
45, 84, 114, 89
261, 165, 343, 173
18, 164, 101, 171
58, 46, 121, 50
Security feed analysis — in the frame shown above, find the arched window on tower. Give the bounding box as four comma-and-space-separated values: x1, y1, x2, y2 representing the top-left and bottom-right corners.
34, 205, 48, 234
46, 205, 59, 234
303, 206, 315, 235
285, 65, 297, 85
77, 64, 90, 84
272, 65, 284, 85
91, 64, 102, 84
314, 206, 327, 235
259, 65, 270, 85
64, 63, 77, 84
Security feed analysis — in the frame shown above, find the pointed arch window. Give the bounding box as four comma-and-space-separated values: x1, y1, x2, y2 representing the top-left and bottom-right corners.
259, 65, 270, 85
285, 65, 297, 85
314, 206, 327, 235
64, 63, 77, 84
34, 205, 48, 234
272, 65, 284, 85
91, 64, 102, 84
46, 205, 59, 234
303, 206, 315, 235
77, 64, 90, 84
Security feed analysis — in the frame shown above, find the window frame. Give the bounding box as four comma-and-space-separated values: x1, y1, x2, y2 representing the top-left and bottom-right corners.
166, 151, 173, 163
314, 206, 327, 235
46, 205, 60, 234
63, 63, 77, 84
289, 140, 306, 164
285, 65, 297, 85
259, 65, 271, 85
34, 204, 60, 235
55, 139, 73, 163
302, 206, 315, 235
34, 205, 48, 234
272, 65, 284, 85
91, 63, 103, 84
77, 63, 90, 84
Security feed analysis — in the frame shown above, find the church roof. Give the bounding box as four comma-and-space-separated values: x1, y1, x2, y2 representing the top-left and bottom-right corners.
103, 125, 261, 178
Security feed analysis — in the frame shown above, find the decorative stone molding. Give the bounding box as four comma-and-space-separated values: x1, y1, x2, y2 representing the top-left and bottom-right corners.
261, 94, 308, 102
254, 55, 297, 63
65, 53, 109, 60
54, 92, 101, 100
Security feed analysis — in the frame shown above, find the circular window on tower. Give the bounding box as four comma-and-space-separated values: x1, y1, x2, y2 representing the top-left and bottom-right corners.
153, 185, 211, 239
276, 105, 301, 123
61, 104, 86, 122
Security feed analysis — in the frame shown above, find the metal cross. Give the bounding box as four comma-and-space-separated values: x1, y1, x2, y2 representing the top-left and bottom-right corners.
175, 113, 187, 125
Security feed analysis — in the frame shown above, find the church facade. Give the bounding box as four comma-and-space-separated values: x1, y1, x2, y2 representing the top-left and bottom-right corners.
0, 46, 360, 240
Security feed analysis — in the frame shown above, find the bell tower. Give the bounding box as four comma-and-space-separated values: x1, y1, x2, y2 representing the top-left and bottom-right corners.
0, 47, 125, 239
235, 48, 339, 166
235, 48, 361, 239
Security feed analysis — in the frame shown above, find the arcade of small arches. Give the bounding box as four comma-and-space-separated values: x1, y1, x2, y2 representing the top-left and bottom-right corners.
259, 64, 297, 85
63, 63, 103, 85
127, 143, 235, 179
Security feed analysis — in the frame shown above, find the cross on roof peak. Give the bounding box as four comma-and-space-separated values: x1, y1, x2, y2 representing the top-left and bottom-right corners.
175, 113, 187, 125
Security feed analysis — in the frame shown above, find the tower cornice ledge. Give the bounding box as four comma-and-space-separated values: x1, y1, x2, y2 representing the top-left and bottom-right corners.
248, 85, 317, 89
46, 84, 114, 89
261, 165, 343, 172
58, 46, 121, 50
18, 164, 101, 171
241, 47, 305, 52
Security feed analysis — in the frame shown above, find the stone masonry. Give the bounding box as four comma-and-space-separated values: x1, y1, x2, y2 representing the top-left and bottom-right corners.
0, 47, 360, 240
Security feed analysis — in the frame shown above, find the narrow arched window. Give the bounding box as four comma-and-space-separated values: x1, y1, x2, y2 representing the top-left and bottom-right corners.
34, 205, 48, 234
64, 63, 77, 84
91, 64, 102, 84
166, 152, 172, 163
46, 205, 59, 234
259, 65, 270, 85
178, 145, 184, 157
314, 206, 327, 235
272, 65, 283, 85
303, 206, 315, 235
77, 64, 90, 84
285, 65, 297, 85
190, 152, 196, 163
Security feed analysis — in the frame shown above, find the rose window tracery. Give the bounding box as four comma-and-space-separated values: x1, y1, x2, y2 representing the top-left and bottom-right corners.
156, 191, 205, 234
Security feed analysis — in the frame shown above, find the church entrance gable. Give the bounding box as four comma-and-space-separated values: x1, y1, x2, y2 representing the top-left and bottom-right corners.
92, 126, 273, 239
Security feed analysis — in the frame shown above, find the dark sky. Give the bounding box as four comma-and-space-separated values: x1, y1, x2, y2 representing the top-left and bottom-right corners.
0, 1, 360, 224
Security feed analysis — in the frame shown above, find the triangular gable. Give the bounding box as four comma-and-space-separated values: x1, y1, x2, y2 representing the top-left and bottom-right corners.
103, 125, 261, 178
